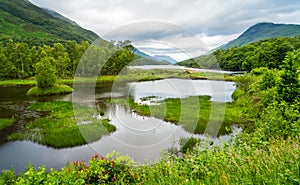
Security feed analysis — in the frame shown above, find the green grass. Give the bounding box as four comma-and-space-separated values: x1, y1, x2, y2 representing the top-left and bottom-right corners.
1, 137, 298, 184
8, 118, 114, 148
0, 79, 36, 87
8, 101, 116, 148
137, 137, 299, 185
27, 84, 73, 96
112, 96, 243, 135
0, 68, 236, 88
0, 117, 15, 130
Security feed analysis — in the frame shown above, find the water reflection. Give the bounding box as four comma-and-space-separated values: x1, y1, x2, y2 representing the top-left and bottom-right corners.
0, 79, 236, 173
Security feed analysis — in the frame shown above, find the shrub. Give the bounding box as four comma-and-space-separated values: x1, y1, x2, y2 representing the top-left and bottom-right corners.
35, 57, 57, 89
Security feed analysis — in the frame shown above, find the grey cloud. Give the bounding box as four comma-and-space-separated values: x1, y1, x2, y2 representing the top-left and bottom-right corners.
29, 0, 300, 36
29, 0, 300, 58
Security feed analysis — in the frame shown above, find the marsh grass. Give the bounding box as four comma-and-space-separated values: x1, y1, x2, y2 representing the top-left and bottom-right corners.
137, 137, 299, 185
0, 117, 15, 130
8, 101, 116, 148
27, 84, 73, 96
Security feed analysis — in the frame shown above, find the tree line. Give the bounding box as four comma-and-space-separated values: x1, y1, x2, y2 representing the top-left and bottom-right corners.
179, 36, 300, 71
0, 39, 135, 80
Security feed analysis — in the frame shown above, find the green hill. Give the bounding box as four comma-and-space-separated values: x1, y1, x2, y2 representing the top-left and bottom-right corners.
178, 35, 300, 71
0, 0, 99, 44
219, 22, 300, 49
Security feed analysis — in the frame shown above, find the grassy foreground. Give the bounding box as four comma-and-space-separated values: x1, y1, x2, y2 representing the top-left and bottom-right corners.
27, 84, 73, 96
0, 137, 298, 184
8, 101, 116, 148
112, 96, 243, 135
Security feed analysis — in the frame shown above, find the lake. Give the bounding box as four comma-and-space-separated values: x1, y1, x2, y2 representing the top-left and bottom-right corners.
0, 78, 236, 173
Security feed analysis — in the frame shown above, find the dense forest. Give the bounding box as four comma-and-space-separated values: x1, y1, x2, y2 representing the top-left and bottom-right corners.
0, 39, 135, 79
179, 36, 300, 71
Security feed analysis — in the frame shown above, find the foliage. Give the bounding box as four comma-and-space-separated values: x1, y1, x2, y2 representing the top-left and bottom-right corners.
100, 48, 135, 75
179, 36, 300, 71
34, 57, 57, 88
0, 40, 124, 80
1, 137, 298, 184
277, 51, 300, 102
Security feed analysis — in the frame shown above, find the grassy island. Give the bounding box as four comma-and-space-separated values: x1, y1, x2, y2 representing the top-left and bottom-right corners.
8, 101, 116, 148
27, 84, 73, 96
111, 95, 243, 135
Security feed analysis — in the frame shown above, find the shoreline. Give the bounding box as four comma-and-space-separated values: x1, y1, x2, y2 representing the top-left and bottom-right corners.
0, 74, 236, 88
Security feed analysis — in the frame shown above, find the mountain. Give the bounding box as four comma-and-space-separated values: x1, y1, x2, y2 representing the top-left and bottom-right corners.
130, 57, 170, 66
152, 55, 177, 64
133, 48, 152, 59
43, 8, 78, 26
132, 48, 177, 65
132, 48, 173, 65
219, 22, 300, 49
0, 0, 99, 44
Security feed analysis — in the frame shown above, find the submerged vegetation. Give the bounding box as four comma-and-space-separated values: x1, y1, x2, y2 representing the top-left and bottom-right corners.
8, 101, 116, 148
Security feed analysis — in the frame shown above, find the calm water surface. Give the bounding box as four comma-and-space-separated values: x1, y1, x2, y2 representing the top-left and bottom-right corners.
0, 78, 236, 173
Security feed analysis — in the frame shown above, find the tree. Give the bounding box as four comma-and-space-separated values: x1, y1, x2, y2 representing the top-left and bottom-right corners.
277, 52, 300, 102
35, 57, 57, 88
52, 43, 70, 78
100, 48, 135, 75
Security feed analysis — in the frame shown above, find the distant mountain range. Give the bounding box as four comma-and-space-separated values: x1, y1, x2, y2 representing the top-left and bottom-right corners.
0, 0, 99, 44
219, 22, 300, 49
132, 48, 177, 65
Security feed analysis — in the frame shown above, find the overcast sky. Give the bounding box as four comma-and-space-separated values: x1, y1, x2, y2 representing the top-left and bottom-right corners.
29, 0, 300, 61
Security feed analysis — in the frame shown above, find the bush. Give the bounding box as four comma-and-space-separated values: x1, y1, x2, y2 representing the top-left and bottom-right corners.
35, 57, 57, 89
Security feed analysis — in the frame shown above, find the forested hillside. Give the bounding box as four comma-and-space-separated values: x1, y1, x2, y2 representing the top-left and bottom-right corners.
219, 22, 300, 49
178, 36, 300, 71
0, 0, 99, 45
